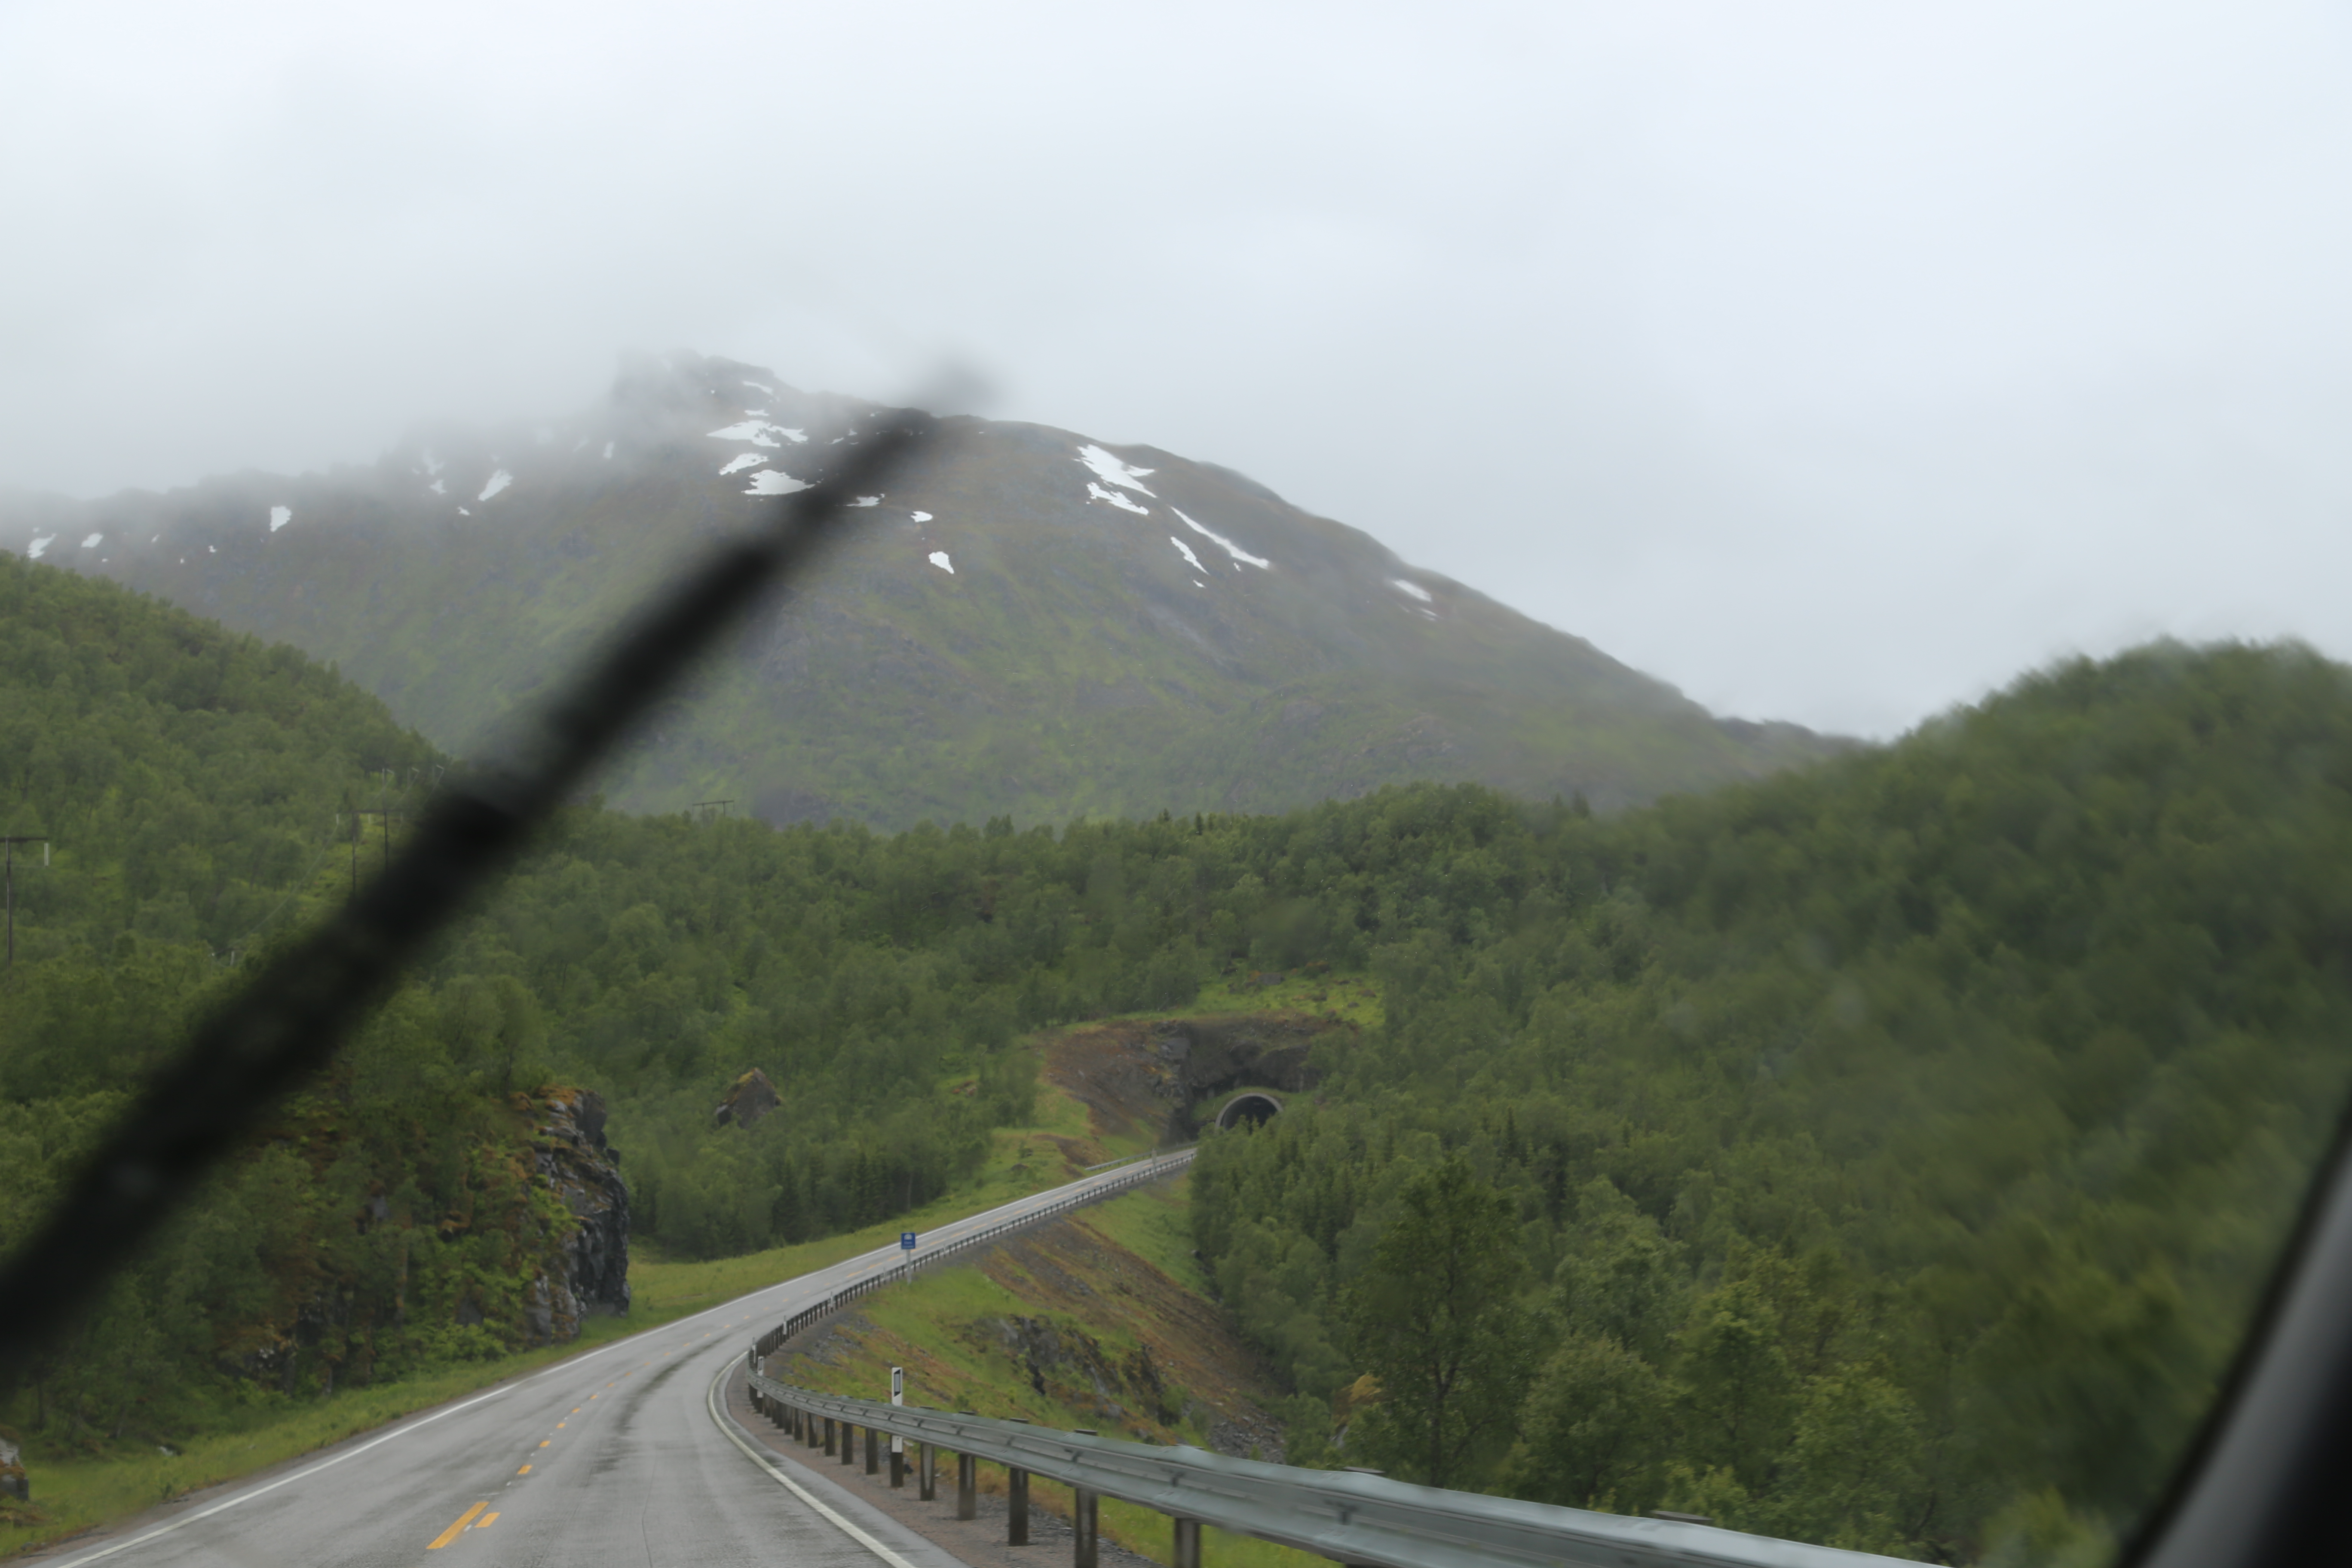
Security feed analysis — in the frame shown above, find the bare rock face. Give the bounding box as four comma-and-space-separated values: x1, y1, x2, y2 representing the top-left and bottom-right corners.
713, 1067, 781, 1129
985, 1316, 1179, 1427
531, 1088, 630, 1341
1155, 1016, 1326, 1139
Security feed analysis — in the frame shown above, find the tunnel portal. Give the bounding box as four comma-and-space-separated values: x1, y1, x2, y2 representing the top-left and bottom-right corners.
1215, 1091, 1283, 1131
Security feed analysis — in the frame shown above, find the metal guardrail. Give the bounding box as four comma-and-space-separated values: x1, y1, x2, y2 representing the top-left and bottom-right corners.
752, 1149, 1196, 1360
738, 1379, 1914, 1568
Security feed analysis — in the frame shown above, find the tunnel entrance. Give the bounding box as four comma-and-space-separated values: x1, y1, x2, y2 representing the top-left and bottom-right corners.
1215, 1091, 1283, 1131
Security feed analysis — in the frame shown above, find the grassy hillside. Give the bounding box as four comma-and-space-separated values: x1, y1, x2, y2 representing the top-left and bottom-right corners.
4, 354, 1845, 829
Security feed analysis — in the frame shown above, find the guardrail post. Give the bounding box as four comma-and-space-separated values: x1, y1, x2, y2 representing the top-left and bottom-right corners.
1173, 1518, 1201, 1568
958, 1452, 977, 1519
865, 1426, 880, 1475
842, 1422, 858, 1467
1074, 1488, 1099, 1568
919, 1441, 937, 1502
891, 1445, 906, 1488
1008, 1467, 1029, 1544
806, 1409, 821, 1449
824, 1417, 837, 1457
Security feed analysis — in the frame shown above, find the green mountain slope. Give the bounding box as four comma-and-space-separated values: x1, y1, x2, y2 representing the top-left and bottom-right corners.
0, 554, 629, 1458
3, 354, 1844, 829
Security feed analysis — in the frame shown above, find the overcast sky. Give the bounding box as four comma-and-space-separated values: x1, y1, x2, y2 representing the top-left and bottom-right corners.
6, 1, 2350, 738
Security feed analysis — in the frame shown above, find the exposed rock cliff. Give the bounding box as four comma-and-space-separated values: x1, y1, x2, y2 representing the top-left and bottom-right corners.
530, 1088, 630, 1341
712, 1067, 781, 1129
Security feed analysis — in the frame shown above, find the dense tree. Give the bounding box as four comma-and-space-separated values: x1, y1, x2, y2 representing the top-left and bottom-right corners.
1342, 1158, 1528, 1487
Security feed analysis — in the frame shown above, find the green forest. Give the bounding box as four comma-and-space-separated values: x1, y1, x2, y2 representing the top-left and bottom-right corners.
6, 550, 2352, 1563
1186, 643, 2352, 1562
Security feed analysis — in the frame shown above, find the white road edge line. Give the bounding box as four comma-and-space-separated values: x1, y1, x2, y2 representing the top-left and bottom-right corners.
706, 1360, 927, 1568
44, 1381, 521, 1568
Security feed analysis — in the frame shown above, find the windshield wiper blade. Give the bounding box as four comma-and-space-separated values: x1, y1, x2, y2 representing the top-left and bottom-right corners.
0, 412, 932, 1385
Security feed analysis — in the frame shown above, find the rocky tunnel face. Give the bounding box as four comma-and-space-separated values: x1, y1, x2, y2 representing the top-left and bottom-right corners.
1215, 1091, 1283, 1130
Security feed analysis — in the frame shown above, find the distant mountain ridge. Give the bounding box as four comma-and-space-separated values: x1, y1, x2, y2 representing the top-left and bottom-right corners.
1, 354, 1850, 828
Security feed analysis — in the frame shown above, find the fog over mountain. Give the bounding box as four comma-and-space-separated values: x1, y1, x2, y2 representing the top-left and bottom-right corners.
6, 3, 2352, 741
0, 355, 1843, 828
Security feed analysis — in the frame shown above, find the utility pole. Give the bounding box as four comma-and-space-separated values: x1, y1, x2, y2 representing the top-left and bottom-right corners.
1, 836, 50, 969
352, 809, 400, 897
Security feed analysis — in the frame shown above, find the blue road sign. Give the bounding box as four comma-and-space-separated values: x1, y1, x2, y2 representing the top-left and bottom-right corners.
900, 1231, 917, 1250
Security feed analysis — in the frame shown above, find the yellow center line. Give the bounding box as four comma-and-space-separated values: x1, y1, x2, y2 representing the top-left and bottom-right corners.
517, 1464, 532, 1476
570, 1407, 581, 1414
557, 1422, 567, 1429
478, 1512, 501, 1528
538, 1440, 550, 1449
427, 1502, 486, 1549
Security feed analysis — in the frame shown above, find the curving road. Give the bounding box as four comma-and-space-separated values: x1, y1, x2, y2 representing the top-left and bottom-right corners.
38, 1153, 1192, 1568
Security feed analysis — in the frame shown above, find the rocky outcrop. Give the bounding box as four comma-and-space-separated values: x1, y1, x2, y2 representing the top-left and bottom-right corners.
0, 1433, 26, 1502
530, 1088, 630, 1341
713, 1067, 780, 1129
983, 1316, 1179, 1428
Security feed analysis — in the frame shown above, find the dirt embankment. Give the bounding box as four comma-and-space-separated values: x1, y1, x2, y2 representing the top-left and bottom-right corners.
1041, 1009, 1354, 1146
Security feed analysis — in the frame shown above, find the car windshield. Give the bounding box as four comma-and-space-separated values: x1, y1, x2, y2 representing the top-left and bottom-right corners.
4, 6, 2351, 1568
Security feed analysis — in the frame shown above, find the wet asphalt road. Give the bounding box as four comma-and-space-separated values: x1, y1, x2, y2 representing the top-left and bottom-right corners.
40, 1155, 1189, 1568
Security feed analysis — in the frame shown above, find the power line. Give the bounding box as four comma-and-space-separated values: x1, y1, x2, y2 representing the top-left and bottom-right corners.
0, 835, 49, 969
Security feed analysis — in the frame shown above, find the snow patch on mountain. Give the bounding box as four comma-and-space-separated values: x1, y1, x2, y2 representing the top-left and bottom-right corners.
27, 534, 54, 559
743, 380, 776, 397
1077, 444, 1156, 496
719, 453, 766, 476
910, 511, 933, 522
1173, 508, 1269, 570
928, 551, 954, 574
1392, 578, 1431, 603
708, 421, 807, 447
849, 496, 881, 508
80, 533, 102, 549
1089, 482, 1149, 516
270, 506, 291, 533
1170, 536, 1206, 573
745, 469, 810, 496
478, 470, 513, 502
